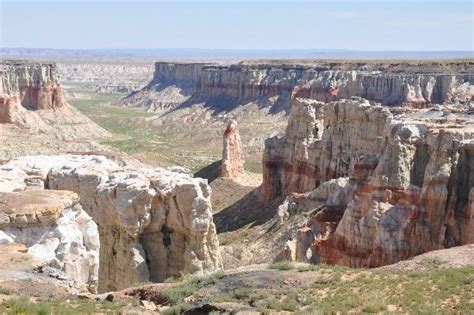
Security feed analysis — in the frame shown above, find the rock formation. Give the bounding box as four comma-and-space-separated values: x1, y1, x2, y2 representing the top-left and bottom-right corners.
59, 62, 154, 95
0, 60, 110, 160
0, 189, 99, 293
0, 155, 222, 292
121, 61, 473, 112
267, 97, 473, 267
221, 119, 244, 178
0, 60, 66, 122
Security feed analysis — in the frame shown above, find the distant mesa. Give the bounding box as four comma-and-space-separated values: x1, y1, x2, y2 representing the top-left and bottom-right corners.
117, 60, 474, 113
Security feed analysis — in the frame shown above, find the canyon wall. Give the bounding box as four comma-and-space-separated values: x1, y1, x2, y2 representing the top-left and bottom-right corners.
270, 98, 473, 267
123, 61, 473, 112
0, 155, 222, 292
0, 61, 66, 121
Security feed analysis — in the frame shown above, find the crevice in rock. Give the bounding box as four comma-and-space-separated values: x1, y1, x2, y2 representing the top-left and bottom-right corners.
410, 143, 430, 187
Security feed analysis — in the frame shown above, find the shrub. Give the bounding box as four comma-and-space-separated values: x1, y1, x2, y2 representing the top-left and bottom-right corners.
0, 286, 14, 295
268, 261, 294, 270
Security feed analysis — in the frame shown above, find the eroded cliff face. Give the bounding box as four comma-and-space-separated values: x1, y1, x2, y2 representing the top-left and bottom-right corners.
0, 190, 99, 293
0, 155, 222, 292
123, 61, 473, 112
261, 98, 389, 202
0, 61, 66, 122
269, 98, 473, 267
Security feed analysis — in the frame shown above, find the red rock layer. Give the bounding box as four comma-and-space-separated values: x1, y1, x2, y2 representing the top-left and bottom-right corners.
144, 61, 473, 109
1, 62, 66, 118
270, 98, 474, 267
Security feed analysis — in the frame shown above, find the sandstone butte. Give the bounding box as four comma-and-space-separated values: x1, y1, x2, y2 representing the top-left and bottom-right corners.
221, 119, 245, 179
0, 61, 66, 123
266, 97, 474, 267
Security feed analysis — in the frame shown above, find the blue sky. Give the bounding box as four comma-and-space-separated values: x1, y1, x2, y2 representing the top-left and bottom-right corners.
1, 0, 473, 51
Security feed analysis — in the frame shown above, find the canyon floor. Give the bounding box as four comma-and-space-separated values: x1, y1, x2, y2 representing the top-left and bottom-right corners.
68, 91, 286, 173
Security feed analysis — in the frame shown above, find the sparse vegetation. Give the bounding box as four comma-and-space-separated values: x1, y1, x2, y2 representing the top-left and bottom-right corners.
297, 263, 320, 272
70, 92, 284, 173
0, 286, 14, 295
268, 260, 294, 270
161, 302, 193, 315
162, 272, 226, 304
0, 295, 135, 314
206, 264, 474, 313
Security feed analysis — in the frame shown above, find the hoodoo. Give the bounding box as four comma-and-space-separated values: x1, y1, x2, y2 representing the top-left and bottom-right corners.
221, 119, 245, 179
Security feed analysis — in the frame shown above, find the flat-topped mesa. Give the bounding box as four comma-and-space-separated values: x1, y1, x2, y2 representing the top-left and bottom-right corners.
0, 190, 99, 293
125, 60, 473, 112
0, 61, 66, 120
0, 155, 222, 292
153, 62, 209, 88
221, 119, 244, 179
269, 97, 474, 267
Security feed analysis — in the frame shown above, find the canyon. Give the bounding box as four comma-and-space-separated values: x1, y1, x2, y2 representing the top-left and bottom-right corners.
0, 58, 473, 313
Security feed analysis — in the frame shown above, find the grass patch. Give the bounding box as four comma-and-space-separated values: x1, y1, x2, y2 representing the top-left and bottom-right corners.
1, 297, 50, 315
162, 272, 225, 305
161, 302, 193, 315
0, 286, 14, 295
297, 264, 320, 272
268, 261, 294, 270
232, 287, 253, 300
0, 295, 135, 314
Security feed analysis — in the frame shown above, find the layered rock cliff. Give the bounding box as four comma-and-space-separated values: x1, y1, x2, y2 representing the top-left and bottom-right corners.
0, 190, 99, 293
0, 60, 110, 160
121, 61, 473, 112
0, 155, 222, 292
268, 97, 473, 267
0, 60, 66, 122
59, 62, 154, 94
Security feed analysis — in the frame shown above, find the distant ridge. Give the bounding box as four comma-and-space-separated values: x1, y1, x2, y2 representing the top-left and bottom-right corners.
1, 48, 473, 61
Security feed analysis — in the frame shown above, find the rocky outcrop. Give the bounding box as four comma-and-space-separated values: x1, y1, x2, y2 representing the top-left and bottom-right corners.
221, 120, 244, 178
262, 98, 389, 202
269, 98, 473, 267
0, 189, 99, 293
0, 155, 222, 292
123, 61, 473, 112
1, 61, 66, 116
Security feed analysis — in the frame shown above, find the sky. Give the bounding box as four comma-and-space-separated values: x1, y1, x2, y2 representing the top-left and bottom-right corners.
0, 0, 473, 51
